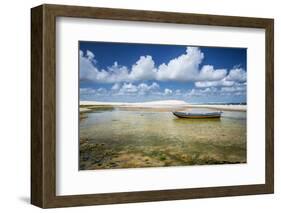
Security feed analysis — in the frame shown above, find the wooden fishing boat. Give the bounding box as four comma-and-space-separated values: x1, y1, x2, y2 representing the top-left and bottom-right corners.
172, 111, 222, 119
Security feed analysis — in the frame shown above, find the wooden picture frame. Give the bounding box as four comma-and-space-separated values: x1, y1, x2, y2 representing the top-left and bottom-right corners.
31, 4, 274, 208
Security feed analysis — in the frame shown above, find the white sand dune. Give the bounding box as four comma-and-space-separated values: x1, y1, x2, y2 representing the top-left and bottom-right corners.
189, 104, 246, 111
80, 100, 246, 111
80, 100, 187, 107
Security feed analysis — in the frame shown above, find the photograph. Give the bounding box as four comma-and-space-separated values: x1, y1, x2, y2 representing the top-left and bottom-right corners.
29, 3, 274, 208
79, 41, 247, 170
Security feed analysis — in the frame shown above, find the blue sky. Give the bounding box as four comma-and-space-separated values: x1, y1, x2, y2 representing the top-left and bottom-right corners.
79, 41, 247, 103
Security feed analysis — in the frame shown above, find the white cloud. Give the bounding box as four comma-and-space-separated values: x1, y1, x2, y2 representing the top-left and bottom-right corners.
79, 52, 130, 83
98, 62, 130, 83
225, 68, 247, 82
175, 89, 182, 95
79, 47, 237, 83
221, 85, 246, 93
156, 47, 204, 81
130, 56, 156, 81
80, 87, 108, 97
186, 84, 246, 98
81, 82, 161, 98
119, 83, 138, 94
86, 50, 95, 60
186, 87, 218, 97
137, 82, 159, 95
115, 82, 160, 96
79, 52, 99, 81
80, 87, 96, 95
111, 83, 120, 91
97, 88, 107, 94
164, 88, 173, 96
195, 67, 246, 88
79, 48, 247, 103
198, 65, 227, 81
81, 83, 245, 101
195, 79, 235, 88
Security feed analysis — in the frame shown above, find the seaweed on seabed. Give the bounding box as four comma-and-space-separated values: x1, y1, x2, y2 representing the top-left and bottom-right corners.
79, 139, 118, 170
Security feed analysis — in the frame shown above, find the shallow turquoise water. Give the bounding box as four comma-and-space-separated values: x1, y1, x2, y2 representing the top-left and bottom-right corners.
79, 108, 246, 170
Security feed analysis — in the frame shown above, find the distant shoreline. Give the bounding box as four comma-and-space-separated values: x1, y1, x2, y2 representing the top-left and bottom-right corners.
80, 100, 247, 112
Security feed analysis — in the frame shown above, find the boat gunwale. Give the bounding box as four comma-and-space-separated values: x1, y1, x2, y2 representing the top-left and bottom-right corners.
172, 111, 222, 119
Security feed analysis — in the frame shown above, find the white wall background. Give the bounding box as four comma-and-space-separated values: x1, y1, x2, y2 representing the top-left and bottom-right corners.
0, 0, 279, 212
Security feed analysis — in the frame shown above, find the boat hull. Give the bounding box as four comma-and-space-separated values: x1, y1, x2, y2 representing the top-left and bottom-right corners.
173, 112, 222, 119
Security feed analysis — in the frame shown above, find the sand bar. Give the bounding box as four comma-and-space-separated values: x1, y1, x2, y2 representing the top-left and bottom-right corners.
80, 100, 246, 112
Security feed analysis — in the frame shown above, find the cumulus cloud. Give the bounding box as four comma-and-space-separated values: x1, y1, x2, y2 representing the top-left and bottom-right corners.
96, 88, 107, 95
186, 85, 245, 98
86, 50, 95, 60
111, 83, 120, 91
225, 68, 247, 82
221, 85, 246, 93
79, 47, 236, 84
80, 87, 96, 95
112, 82, 160, 96
198, 65, 227, 81
80, 87, 108, 97
81, 82, 178, 99
195, 67, 246, 88
175, 89, 182, 95
79, 51, 99, 81
130, 56, 157, 81
99, 62, 130, 83
118, 83, 138, 94
79, 51, 130, 83
81, 83, 245, 101
186, 87, 218, 97
195, 79, 235, 88
80, 47, 247, 102
156, 47, 203, 81
164, 88, 173, 96
137, 82, 160, 95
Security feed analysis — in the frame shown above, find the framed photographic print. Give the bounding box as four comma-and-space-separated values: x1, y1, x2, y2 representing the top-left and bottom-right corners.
31, 4, 274, 208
